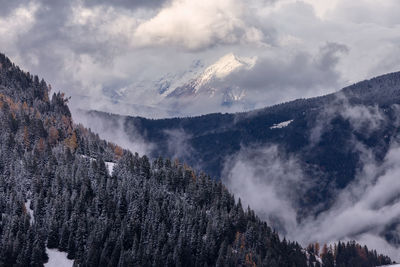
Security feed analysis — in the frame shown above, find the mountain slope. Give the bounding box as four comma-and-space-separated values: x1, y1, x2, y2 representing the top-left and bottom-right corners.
0, 53, 394, 266
86, 70, 400, 237
0, 54, 312, 267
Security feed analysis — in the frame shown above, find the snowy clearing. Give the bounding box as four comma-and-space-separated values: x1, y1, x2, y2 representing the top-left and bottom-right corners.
25, 200, 73, 267
44, 249, 74, 267
81, 155, 115, 175
105, 162, 116, 175
270, 120, 293, 129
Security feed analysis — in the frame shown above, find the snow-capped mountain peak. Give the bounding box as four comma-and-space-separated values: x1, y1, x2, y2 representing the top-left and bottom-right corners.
166, 53, 257, 99
193, 53, 256, 93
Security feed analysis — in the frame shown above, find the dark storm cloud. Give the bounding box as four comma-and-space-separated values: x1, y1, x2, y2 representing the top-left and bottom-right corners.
2, 0, 169, 70
0, 0, 72, 16
83, 0, 171, 10
7, 1, 85, 97
0, 0, 167, 16
0, 0, 75, 91
0, 0, 25, 16
4, 0, 143, 100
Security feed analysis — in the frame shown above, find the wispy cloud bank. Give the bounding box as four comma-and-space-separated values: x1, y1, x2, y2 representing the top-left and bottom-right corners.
74, 110, 154, 157
222, 145, 312, 234
222, 97, 400, 260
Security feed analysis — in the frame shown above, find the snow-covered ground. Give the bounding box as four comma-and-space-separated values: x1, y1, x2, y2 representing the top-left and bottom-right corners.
44, 249, 74, 267
105, 161, 116, 175
80, 155, 116, 175
81, 155, 95, 162
25, 198, 74, 266
270, 120, 294, 129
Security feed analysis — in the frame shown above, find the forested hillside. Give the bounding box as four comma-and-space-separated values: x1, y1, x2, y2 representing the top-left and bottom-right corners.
0, 53, 393, 267
88, 70, 400, 183
86, 71, 400, 220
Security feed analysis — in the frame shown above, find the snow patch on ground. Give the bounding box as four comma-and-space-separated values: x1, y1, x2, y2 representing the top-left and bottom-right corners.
24, 200, 34, 224
105, 162, 116, 175
81, 155, 116, 175
81, 155, 96, 162
303, 250, 322, 266
315, 255, 322, 265
45, 249, 74, 267
270, 120, 293, 129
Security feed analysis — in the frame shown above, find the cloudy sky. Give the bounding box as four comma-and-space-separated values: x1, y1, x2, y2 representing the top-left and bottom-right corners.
1, 0, 400, 117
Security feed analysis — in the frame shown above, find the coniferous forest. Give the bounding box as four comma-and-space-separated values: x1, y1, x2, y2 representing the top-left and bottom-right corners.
0, 53, 394, 266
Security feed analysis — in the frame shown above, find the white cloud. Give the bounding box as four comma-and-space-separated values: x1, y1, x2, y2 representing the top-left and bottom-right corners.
0, 2, 39, 49
301, 0, 340, 18
74, 110, 154, 157
223, 141, 400, 260
133, 0, 265, 50
223, 100, 400, 260
69, 3, 140, 46
309, 95, 386, 144
293, 143, 400, 260
328, 0, 400, 26
222, 145, 311, 234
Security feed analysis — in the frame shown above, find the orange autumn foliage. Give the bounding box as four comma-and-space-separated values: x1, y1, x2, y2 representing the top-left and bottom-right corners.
49, 126, 59, 145
22, 102, 29, 113
61, 115, 73, 133
23, 126, 30, 148
64, 132, 78, 151
114, 145, 123, 159
36, 138, 46, 153
245, 253, 257, 267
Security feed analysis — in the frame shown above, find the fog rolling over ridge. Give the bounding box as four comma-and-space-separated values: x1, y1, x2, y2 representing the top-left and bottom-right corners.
223, 99, 400, 260
73, 109, 154, 157
82, 72, 400, 261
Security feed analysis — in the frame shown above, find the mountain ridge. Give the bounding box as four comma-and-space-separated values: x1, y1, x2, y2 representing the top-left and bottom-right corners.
84, 69, 400, 252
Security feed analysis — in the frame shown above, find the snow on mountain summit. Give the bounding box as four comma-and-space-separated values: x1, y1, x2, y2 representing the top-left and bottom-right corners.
193, 53, 256, 92
167, 53, 257, 99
